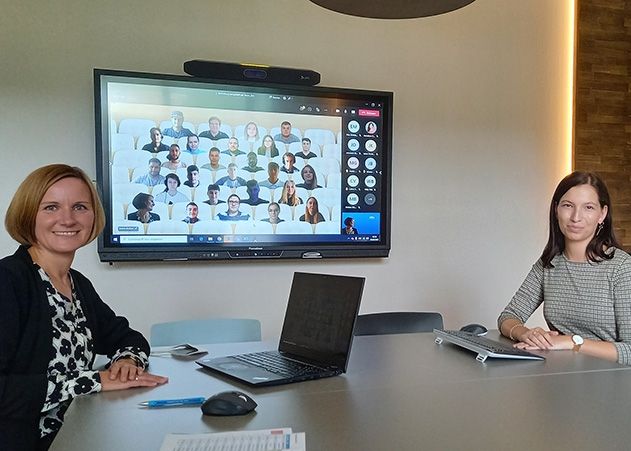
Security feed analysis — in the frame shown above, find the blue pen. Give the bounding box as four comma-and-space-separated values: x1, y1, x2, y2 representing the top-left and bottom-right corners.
138, 397, 206, 408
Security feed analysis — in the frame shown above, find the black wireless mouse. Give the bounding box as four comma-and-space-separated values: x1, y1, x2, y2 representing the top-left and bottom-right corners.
460, 323, 488, 336
201, 391, 257, 416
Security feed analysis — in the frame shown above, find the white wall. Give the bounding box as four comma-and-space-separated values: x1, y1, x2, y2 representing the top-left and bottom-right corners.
0, 0, 572, 338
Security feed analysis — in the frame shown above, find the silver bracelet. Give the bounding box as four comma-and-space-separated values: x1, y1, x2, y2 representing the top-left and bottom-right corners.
509, 323, 524, 341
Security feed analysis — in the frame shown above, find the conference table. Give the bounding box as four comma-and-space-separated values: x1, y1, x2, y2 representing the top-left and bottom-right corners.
52, 332, 631, 450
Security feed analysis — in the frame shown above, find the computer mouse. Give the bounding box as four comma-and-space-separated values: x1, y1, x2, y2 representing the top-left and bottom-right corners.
201, 391, 257, 416
460, 323, 488, 336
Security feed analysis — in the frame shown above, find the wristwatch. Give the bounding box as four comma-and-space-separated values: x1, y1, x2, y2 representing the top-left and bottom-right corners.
572, 334, 584, 352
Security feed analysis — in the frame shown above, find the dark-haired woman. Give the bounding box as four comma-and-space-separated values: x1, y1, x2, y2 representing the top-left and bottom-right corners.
127, 193, 160, 223
154, 173, 189, 204
498, 171, 631, 364
257, 135, 280, 158
342, 217, 358, 235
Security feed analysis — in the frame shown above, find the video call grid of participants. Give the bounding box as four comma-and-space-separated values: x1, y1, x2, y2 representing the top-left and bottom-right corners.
342, 118, 382, 212
110, 112, 358, 235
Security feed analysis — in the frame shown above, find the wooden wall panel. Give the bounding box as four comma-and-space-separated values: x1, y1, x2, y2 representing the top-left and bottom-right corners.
574, 0, 631, 250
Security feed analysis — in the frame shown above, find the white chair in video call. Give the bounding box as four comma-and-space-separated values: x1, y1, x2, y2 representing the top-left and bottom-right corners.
118, 118, 156, 141
146, 220, 190, 235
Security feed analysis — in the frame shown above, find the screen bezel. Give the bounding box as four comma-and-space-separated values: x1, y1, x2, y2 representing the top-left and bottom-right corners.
95, 68, 392, 262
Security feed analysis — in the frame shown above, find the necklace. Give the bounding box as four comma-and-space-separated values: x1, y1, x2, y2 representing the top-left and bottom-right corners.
563, 251, 587, 263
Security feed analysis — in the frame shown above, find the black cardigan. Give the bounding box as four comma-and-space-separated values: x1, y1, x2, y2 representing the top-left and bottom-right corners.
0, 246, 149, 450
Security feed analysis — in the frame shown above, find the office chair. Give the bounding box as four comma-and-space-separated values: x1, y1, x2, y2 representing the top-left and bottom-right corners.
354, 312, 444, 336
150, 318, 262, 346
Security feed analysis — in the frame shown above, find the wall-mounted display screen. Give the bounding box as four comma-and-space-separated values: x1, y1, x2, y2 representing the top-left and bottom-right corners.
95, 69, 392, 262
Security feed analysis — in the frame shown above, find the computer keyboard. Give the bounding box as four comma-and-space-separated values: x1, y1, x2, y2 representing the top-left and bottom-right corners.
233, 351, 323, 377
434, 329, 545, 363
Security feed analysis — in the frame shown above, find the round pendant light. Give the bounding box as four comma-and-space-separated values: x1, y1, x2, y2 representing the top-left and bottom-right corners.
309, 0, 476, 19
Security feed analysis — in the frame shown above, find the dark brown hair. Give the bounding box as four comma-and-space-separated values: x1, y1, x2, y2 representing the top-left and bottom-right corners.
540, 171, 620, 267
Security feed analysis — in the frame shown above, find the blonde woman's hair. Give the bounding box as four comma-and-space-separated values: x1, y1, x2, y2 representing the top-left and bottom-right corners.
279, 180, 301, 207
5, 164, 105, 246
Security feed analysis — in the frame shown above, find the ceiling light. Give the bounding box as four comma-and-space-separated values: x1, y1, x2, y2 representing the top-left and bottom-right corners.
309, 0, 476, 19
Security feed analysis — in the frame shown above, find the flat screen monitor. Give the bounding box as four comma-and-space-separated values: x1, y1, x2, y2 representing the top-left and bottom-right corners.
94, 69, 392, 262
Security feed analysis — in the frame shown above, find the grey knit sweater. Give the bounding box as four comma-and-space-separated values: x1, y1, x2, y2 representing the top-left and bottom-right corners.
498, 248, 631, 365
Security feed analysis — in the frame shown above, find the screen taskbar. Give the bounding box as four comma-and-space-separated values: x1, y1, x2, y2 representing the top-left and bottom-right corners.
113, 234, 379, 244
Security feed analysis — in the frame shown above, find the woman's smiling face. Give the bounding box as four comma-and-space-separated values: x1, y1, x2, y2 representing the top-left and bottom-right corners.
33, 177, 95, 257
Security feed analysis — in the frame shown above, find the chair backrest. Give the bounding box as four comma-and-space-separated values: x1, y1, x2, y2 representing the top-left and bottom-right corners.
145, 219, 190, 235
304, 128, 336, 147
118, 118, 157, 140
354, 312, 443, 336
190, 220, 234, 234
150, 318, 262, 346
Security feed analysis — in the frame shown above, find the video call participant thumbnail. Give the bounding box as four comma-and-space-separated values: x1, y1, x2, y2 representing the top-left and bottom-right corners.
182, 202, 200, 224
199, 116, 229, 141
274, 120, 300, 144
261, 202, 284, 224
133, 158, 165, 187
127, 192, 160, 223
242, 121, 260, 144
183, 165, 200, 188
280, 152, 299, 174
141, 127, 169, 153
241, 180, 268, 206
296, 165, 321, 190
257, 134, 280, 158
216, 163, 247, 189
217, 194, 250, 221
154, 173, 190, 204
185, 134, 204, 155
299, 196, 325, 224
242, 152, 264, 174
161, 144, 187, 171
162, 111, 193, 139
221, 137, 245, 158
203, 184, 224, 206
259, 162, 283, 189
295, 137, 317, 160
279, 180, 303, 206
342, 217, 358, 235
200, 147, 225, 171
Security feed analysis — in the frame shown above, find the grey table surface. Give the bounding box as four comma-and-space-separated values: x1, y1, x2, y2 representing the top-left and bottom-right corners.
51, 332, 631, 451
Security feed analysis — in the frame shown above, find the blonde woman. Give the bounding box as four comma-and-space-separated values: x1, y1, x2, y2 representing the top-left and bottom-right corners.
278, 180, 303, 207
1, 164, 167, 449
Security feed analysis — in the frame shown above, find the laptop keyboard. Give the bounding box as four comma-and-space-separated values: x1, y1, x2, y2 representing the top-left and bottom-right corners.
233, 351, 324, 377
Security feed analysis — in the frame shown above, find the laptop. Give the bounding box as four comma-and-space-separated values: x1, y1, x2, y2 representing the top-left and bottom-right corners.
196, 272, 365, 387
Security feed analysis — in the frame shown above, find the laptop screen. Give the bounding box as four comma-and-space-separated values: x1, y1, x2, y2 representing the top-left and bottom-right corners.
278, 272, 365, 370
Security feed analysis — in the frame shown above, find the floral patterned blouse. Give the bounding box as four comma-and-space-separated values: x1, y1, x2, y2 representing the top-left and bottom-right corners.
36, 266, 147, 438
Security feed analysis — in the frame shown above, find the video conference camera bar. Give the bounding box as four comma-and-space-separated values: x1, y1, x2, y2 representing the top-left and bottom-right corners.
183, 60, 321, 86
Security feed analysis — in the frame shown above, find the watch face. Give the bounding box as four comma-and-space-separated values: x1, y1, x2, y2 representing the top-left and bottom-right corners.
572, 335, 584, 345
